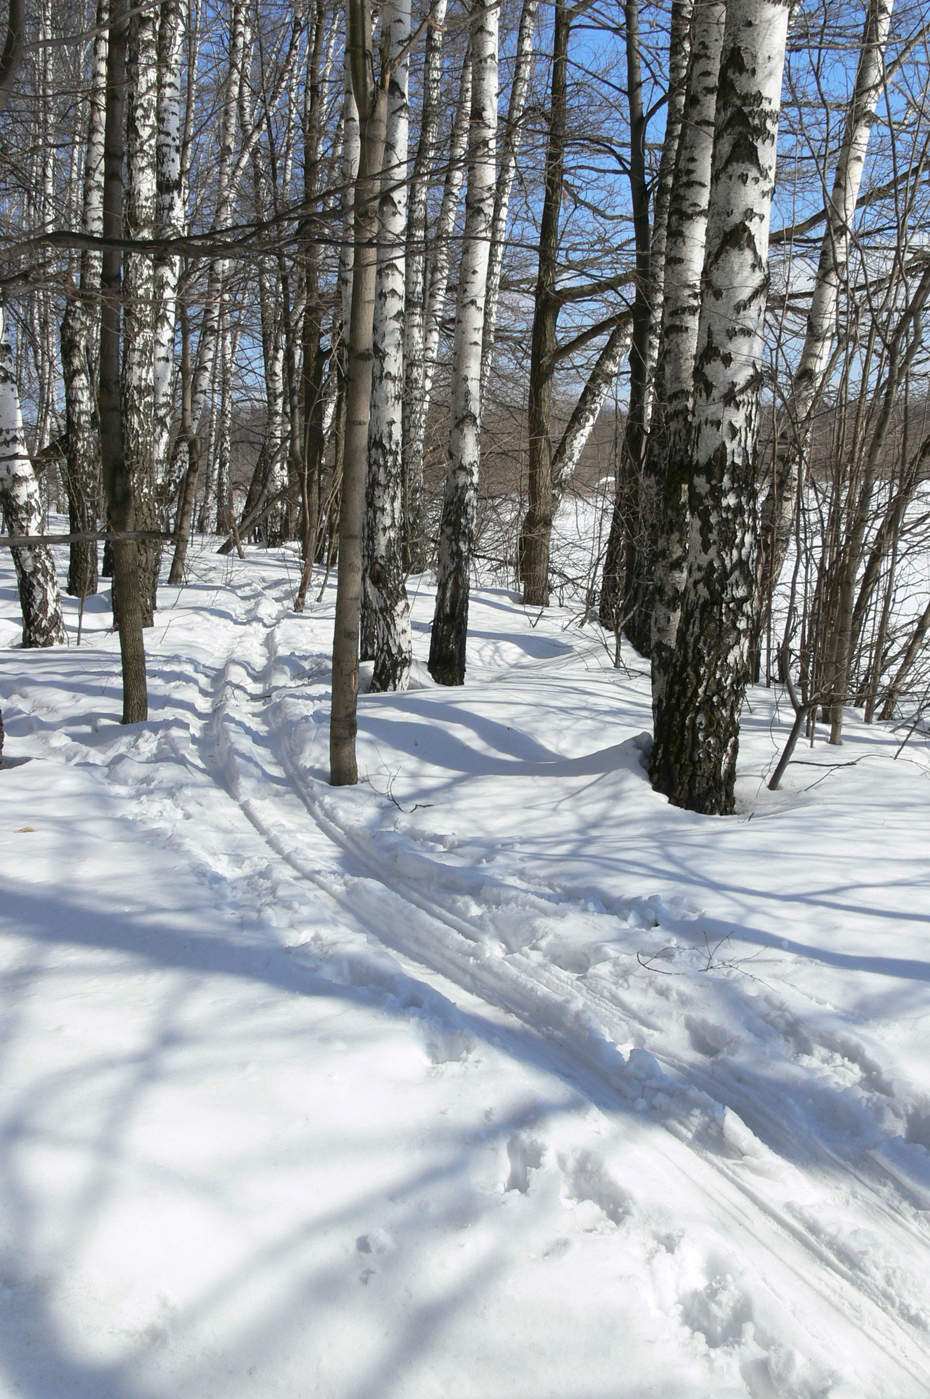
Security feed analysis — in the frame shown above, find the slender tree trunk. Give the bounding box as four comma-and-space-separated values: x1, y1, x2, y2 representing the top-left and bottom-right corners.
650, 0, 793, 815
152, 0, 188, 475
122, 0, 160, 624
428, 0, 498, 685
519, 0, 568, 609
330, 0, 388, 784
100, 0, 147, 722
480, 0, 540, 397
752, 0, 895, 663
0, 310, 65, 647
363, 0, 413, 691
61, 1, 107, 599
551, 316, 633, 499
0, 0, 62, 667
403, 52, 471, 572
401, 0, 446, 571
649, 0, 725, 715
600, 0, 652, 642
613, 0, 694, 653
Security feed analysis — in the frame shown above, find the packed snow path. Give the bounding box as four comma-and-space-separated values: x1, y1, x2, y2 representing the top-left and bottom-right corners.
2, 541, 930, 1398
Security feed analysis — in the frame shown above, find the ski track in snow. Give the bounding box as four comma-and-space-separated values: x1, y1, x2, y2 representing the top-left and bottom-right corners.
90, 564, 930, 1397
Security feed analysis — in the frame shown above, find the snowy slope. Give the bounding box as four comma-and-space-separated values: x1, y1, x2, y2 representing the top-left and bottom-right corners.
1, 536, 929, 1399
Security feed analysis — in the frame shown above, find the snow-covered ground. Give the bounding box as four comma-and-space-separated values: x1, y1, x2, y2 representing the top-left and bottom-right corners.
1, 533, 930, 1398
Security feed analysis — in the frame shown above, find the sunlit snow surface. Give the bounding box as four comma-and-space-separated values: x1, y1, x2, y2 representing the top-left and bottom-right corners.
1, 532, 929, 1398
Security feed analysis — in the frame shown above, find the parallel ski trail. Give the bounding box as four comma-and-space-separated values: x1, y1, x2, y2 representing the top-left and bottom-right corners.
155, 588, 930, 1393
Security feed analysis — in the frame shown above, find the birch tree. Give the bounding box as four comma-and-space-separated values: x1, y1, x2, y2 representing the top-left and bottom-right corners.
752, 0, 894, 658
400, 0, 446, 571
402, 52, 471, 571
0, 0, 63, 650
100, 0, 147, 721
362, 0, 413, 692
648, 0, 725, 713
61, 0, 108, 600
121, 0, 160, 624
650, 0, 794, 815
0, 308, 65, 647
428, 0, 498, 685
330, 0, 388, 784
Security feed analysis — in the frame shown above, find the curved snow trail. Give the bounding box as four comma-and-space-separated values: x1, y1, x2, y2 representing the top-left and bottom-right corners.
113, 565, 930, 1395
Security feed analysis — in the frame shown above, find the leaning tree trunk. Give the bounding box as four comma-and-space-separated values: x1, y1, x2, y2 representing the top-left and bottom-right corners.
428, 0, 498, 685
650, 0, 793, 815
0, 309, 65, 648
363, 0, 413, 692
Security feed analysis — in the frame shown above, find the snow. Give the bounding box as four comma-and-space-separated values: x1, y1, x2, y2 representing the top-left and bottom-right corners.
1, 532, 930, 1398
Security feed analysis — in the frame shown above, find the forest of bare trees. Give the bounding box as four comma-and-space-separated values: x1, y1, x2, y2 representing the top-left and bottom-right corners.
1, 0, 930, 813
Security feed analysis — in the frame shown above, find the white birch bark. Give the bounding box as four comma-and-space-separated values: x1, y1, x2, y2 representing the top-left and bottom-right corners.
0, 309, 64, 647
650, 0, 793, 815
757, 0, 894, 613
122, 0, 160, 623
480, 0, 540, 396
29, 0, 59, 453
364, 0, 412, 691
152, 0, 188, 473
404, 52, 471, 567
401, 0, 446, 570
330, 0, 388, 785
184, 0, 248, 458
428, 0, 497, 685
649, 0, 725, 687
339, 58, 361, 340
61, 0, 108, 599
551, 318, 633, 497
644, 0, 693, 414
177, 3, 302, 521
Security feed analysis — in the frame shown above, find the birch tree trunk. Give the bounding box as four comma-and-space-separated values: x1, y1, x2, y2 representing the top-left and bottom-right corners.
403, 50, 471, 571
363, 0, 412, 692
612, 0, 694, 652
400, 0, 445, 566
649, 0, 725, 713
122, 0, 160, 624
650, 0, 793, 815
100, 0, 147, 721
599, 0, 652, 641
428, 0, 498, 685
519, 0, 568, 608
329, 0, 388, 785
479, 0, 540, 396
175, 0, 248, 508
61, 0, 108, 600
752, 0, 894, 657
0, 0, 62, 650
152, 0, 188, 474
0, 309, 65, 647
550, 316, 632, 499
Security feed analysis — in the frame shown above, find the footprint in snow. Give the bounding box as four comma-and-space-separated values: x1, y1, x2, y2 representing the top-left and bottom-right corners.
560, 1148, 633, 1228
504, 1132, 546, 1194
